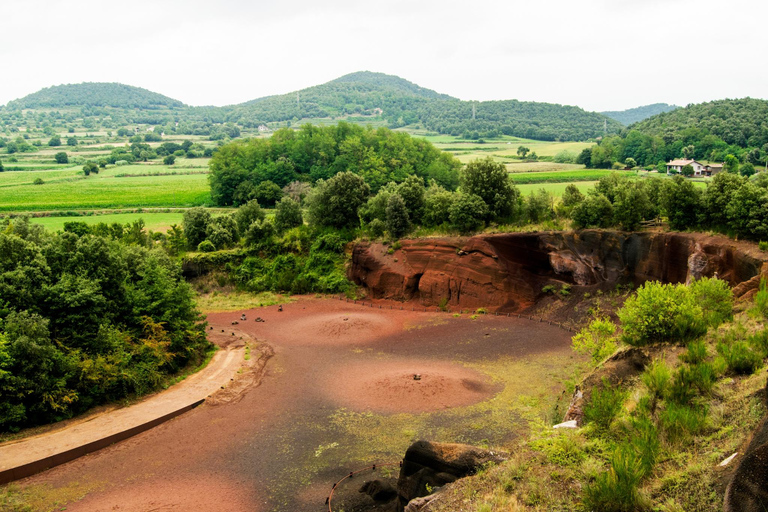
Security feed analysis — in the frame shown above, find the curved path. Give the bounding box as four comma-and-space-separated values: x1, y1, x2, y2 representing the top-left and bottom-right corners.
3, 298, 580, 512
0, 342, 249, 484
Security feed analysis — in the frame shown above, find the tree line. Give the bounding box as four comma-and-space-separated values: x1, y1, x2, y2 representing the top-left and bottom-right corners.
208, 123, 462, 205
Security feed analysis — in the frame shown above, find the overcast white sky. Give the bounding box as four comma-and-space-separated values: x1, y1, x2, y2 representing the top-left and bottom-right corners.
1, 0, 765, 112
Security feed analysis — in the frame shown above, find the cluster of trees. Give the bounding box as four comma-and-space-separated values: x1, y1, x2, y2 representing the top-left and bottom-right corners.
180, 200, 349, 295
564, 171, 768, 240
0, 218, 209, 431
208, 123, 462, 205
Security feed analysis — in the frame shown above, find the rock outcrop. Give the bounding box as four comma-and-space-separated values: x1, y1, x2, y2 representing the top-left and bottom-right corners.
394, 440, 506, 511
350, 231, 768, 311
563, 347, 651, 425
724, 376, 768, 512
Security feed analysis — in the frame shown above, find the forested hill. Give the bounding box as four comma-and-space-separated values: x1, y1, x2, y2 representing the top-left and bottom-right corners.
630, 98, 768, 148
228, 71, 621, 141
2, 72, 624, 141
228, 71, 453, 126
416, 99, 622, 141
601, 103, 678, 126
5, 82, 186, 110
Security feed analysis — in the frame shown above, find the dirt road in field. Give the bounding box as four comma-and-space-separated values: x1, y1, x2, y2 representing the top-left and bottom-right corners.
7, 298, 577, 512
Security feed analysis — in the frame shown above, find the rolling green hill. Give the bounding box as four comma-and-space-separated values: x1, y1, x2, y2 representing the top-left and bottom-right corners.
630, 98, 768, 148
0, 72, 628, 142
6, 82, 185, 110
601, 103, 678, 126
228, 71, 621, 141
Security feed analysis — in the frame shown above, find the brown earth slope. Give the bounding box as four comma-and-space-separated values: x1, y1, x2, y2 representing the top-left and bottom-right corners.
350, 231, 768, 311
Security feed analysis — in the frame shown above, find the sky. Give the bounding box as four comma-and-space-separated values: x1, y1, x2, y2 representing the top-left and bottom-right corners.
1, 0, 766, 112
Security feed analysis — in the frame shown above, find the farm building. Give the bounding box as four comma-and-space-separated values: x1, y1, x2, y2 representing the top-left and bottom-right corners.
666, 159, 707, 176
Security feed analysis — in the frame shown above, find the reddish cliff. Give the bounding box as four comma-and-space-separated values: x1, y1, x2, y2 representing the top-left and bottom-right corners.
350, 231, 768, 311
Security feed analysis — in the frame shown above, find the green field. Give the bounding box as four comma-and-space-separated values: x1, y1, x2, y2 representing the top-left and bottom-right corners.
517, 181, 598, 196
508, 169, 635, 184
0, 172, 211, 211
26, 209, 240, 232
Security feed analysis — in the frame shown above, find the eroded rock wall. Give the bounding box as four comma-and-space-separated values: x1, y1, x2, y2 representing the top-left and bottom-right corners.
350, 231, 768, 311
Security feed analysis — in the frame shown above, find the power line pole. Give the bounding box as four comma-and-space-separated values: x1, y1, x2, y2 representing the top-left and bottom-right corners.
472, 102, 476, 120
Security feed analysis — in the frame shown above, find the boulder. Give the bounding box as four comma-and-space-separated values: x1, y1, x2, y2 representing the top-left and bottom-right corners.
359, 479, 397, 503
724, 376, 768, 512
395, 440, 506, 512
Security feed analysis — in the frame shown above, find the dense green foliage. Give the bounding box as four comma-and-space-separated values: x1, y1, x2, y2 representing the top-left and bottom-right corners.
417, 99, 622, 141
0, 218, 209, 431
618, 278, 732, 346
601, 103, 678, 126
632, 98, 768, 148
583, 99, 768, 170
208, 123, 460, 205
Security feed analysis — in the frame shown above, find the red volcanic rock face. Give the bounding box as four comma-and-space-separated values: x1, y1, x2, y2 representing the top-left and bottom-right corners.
350, 231, 768, 311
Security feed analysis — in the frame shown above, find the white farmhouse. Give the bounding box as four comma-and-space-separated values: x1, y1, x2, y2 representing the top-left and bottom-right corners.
666, 159, 705, 176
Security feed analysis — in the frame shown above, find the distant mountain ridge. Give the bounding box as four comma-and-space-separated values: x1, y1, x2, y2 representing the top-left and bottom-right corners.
601, 103, 678, 126
7, 82, 185, 110
2, 72, 627, 141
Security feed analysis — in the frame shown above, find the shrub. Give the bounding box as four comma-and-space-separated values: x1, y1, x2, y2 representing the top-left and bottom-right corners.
385, 193, 411, 238
54, 152, 68, 164
273, 197, 303, 233
33, 178, 44, 185
759, 241, 768, 251
618, 281, 707, 346
680, 339, 708, 365
571, 317, 618, 363
669, 361, 716, 403
584, 379, 626, 431
717, 339, 763, 375
163, 155, 176, 165
235, 200, 265, 235
582, 445, 647, 512
626, 415, 660, 477
368, 218, 386, 238
755, 277, 768, 317
747, 328, 768, 357
659, 403, 707, 444
571, 193, 613, 228
449, 193, 488, 234
640, 359, 671, 405
197, 240, 216, 252
689, 277, 733, 327
244, 220, 275, 250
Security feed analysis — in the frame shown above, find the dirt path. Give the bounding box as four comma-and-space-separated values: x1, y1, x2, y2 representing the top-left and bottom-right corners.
0, 334, 262, 483
4, 298, 582, 512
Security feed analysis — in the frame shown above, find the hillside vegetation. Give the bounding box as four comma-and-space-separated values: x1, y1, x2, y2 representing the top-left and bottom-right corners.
6, 82, 185, 110
601, 103, 678, 126
631, 98, 768, 148
430, 278, 768, 512
578, 98, 768, 170
0, 218, 210, 432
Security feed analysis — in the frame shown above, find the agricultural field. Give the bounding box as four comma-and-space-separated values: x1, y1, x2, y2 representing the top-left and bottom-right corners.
27, 209, 237, 232
0, 168, 211, 211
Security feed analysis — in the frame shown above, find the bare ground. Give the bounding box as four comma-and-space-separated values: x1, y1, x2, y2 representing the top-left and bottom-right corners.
4, 297, 582, 512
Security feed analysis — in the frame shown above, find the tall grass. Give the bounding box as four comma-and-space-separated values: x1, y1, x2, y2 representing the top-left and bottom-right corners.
582, 445, 648, 512
584, 379, 626, 431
